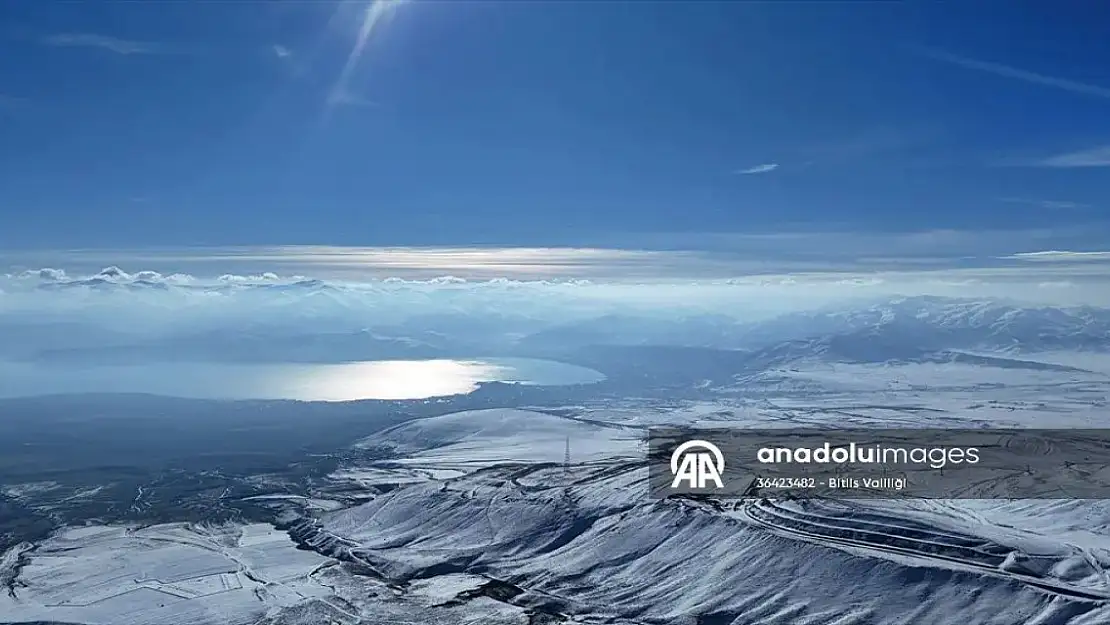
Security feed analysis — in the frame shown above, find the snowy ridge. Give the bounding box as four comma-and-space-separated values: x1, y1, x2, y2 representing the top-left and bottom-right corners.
300, 463, 1110, 624
360, 408, 642, 467
297, 408, 1110, 624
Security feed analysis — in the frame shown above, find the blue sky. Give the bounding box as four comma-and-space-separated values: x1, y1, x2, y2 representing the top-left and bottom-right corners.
1, 0, 1108, 251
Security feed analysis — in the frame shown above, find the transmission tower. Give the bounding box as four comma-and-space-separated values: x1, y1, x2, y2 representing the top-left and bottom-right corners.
563, 436, 571, 475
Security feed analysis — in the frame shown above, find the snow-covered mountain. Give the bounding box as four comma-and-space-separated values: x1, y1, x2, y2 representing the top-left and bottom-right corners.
736, 296, 1110, 354
4, 288, 1110, 366
290, 409, 1110, 625
511, 297, 1110, 360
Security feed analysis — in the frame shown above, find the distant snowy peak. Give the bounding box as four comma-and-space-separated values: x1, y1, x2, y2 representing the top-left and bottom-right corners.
516, 297, 1110, 363
741, 296, 1110, 354
5, 272, 1110, 366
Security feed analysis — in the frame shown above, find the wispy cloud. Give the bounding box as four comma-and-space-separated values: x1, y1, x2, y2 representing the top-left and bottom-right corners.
1036, 145, 1110, 168
734, 163, 779, 175
998, 197, 1092, 210
915, 46, 1110, 100
272, 44, 292, 59
12, 225, 1110, 280
41, 33, 181, 56
1005, 251, 1110, 263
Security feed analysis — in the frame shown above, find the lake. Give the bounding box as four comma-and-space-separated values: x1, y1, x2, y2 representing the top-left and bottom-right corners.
0, 358, 605, 401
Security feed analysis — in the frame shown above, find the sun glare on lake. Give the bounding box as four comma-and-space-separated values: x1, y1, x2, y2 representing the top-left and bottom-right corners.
0, 358, 605, 401
275, 359, 512, 401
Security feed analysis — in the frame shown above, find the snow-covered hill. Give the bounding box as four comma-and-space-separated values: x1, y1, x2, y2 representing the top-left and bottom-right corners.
351, 408, 641, 478
303, 407, 1110, 623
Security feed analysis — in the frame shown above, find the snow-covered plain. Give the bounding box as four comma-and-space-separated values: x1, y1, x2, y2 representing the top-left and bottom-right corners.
0, 522, 544, 625
0, 523, 334, 625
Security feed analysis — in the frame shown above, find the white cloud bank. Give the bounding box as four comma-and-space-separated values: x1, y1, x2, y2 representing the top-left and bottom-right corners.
4, 240, 1110, 287
1, 242, 1109, 323
0, 238, 1106, 349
